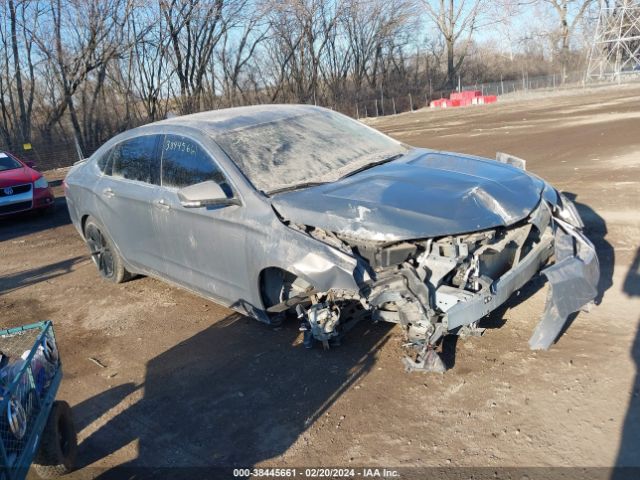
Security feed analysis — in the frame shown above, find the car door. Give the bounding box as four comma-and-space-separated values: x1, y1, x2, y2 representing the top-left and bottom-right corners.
95, 134, 165, 274
152, 133, 250, 305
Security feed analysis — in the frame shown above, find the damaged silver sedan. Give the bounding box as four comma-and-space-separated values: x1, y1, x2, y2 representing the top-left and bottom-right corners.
64, 105, 599, 372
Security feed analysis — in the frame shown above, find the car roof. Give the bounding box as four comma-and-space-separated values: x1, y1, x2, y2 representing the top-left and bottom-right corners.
147, 104, 325, 135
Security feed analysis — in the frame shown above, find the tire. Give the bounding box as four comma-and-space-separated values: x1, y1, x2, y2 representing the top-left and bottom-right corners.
83, 216, 132, 283
33, 401, 77, 478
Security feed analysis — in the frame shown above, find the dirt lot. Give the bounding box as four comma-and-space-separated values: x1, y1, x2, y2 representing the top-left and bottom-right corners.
1, 84, 639, 478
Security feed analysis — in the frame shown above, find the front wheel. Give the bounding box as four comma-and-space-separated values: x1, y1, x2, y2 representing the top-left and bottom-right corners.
84, 216, 131, 283
33, 400, 77, 478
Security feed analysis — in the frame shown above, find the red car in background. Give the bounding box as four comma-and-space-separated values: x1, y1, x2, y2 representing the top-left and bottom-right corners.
0, 151, 55, 216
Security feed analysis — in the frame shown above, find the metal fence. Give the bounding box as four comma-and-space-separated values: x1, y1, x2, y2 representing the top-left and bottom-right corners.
0, 138, 99, 173
353, 69, 640, 121
460, 69, 640, 97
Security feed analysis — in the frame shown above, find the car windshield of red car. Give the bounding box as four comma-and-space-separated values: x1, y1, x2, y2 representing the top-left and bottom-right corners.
0, 152, 22, 172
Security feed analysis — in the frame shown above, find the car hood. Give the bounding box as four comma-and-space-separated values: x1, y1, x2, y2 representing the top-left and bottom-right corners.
271, 149, 545, 242
0, 166, 38, 188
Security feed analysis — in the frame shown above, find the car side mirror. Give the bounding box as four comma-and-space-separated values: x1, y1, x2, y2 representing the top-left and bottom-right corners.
26, 161, 37, 169
177, 181, 239, 208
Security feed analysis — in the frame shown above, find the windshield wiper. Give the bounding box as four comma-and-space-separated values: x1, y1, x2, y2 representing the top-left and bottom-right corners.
340, 153, 405, 179
268, 181, 329, 195
268, 153, 405, 195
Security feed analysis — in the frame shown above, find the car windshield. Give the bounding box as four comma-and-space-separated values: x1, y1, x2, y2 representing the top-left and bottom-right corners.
212, 109, 408, 193
0, 153, 22, 172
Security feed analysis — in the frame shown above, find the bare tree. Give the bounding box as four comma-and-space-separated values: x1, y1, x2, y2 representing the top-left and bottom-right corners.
128, 3, 171, 122
318, 14, 351, 106
540, 0, 593, 81
265, 0, 343, 103
0, 0, 41, 147
218, 5, 268, 106
422, 0, 487, 89
161, 0, 239, 113
33, 0, 134, 150
343, 0, 417, 97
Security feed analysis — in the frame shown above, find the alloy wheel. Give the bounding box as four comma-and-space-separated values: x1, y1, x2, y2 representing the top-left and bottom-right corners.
85, 224, 114, 278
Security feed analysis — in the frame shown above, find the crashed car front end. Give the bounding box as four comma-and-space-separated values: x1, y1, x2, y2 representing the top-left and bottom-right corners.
270, 157, 599, 373
359, 190, 598, 372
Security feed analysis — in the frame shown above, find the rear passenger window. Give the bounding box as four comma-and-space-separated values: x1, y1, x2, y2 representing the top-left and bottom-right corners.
111, 135, 160, 184
161, 134, 226, 189
97, 150, 112, 175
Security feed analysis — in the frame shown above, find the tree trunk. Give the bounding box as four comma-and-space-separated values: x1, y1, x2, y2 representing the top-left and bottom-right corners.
447, 37, 455, 89
560, 2, 569, 83
9, 0, 29, 145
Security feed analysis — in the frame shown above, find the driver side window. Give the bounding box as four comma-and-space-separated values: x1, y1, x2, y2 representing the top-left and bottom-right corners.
161, 134, 228, 192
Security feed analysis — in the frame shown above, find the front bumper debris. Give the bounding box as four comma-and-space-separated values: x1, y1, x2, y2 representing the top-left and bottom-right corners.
271, 192, 600, 374
439, 228, 554, 332
529, 217, 599, 350
371, 198, 600, 373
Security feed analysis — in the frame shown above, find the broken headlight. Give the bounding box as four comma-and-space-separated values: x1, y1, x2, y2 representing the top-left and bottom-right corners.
556, 193, 584, 229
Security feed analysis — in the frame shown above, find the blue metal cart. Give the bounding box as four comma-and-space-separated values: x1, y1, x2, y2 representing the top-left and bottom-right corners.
0, 321, 76, 479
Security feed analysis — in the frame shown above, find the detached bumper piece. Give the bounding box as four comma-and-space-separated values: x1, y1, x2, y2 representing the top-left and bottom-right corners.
529, 218, 600, 350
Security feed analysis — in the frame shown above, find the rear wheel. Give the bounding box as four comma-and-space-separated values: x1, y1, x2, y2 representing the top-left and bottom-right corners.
84, 216, 131, 283
33, 401, 77, 478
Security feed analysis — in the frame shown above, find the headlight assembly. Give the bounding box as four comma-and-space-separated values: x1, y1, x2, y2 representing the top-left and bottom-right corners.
557, 192, 584, 229
34, 176, 48, 189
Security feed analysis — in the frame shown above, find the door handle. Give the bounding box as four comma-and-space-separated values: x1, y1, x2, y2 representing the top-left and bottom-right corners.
154, 198, 171, 210
102, 188, 115, 198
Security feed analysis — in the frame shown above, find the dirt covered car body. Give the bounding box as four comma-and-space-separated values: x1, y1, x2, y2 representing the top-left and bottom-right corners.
64, 105, 599, 372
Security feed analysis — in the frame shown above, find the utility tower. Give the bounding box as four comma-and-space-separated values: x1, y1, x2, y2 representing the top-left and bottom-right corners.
586, 0, 640, 80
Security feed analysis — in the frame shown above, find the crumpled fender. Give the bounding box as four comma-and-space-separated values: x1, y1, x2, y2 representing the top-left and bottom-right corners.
529, 212, 600, 350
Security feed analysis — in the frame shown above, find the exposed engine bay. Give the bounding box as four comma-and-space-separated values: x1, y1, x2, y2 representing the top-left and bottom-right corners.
269, 191, 599, 373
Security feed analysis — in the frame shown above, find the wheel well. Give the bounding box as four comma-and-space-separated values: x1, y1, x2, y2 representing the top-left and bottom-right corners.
259, 267, 311, 309
80, 214, 90, 237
